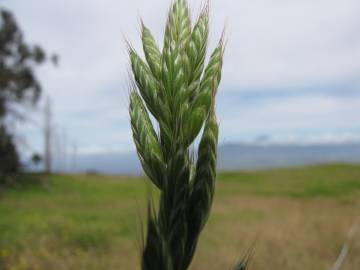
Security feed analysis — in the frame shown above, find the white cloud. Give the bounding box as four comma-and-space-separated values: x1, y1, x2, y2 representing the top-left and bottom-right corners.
1, 0, 359, 155
212, 0, 360, 89
219, 94, 360, 142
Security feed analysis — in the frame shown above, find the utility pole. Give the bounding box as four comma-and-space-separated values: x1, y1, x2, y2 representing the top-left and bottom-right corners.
56, 127, 68, 173
44, 96, 52, 174
61, 128, 68, 172
72, 142, 78, 173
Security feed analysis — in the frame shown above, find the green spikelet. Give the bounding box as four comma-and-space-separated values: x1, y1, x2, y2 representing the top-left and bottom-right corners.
162, 0, 191, 113
127, 0, 236, 269
191, 109, 218, 231
182, 109, 218, 269
130, 50, 161, 119
129, 91, 164, 189
184, 39, 224, 146
187, 8, 209, 95
142, 23, 162, 81
158, 149, 190, 270
142, 205, 173, 270
164, 0, 191, 49
198, 40, 224, 97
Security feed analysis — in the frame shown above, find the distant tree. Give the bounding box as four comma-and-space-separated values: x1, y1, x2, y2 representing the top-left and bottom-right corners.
31, 152, 42, 167
0, 9, 46, 116
0, 8, 51, 177
0, 125, 19, 174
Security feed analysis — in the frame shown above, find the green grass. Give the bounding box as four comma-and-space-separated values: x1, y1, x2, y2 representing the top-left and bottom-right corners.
0, 163, 359, 270
0, 175, 146, 251
219, 163, 360, 197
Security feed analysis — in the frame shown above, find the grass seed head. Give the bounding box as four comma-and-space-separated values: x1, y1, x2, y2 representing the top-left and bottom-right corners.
128, 0, 226, 269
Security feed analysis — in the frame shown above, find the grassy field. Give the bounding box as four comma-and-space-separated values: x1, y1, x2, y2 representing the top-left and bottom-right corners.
0, 163, 360, 270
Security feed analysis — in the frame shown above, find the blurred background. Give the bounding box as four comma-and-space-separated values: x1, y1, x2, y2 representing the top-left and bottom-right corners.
0, 1, 359, 270
2, 0, 360, 174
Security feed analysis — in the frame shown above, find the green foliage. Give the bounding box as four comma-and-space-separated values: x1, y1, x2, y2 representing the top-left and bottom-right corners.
128, 0, 224, 269
0, 125, 19, 179
0, 8, 51, 176
0, 8, 47, 117
31, 153, 42, 166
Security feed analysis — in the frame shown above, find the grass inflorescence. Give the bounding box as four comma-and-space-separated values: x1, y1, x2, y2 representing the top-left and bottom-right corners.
128, 0, 226, 269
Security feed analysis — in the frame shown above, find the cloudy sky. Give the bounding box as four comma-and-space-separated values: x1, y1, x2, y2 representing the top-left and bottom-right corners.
2, 0, 360, 156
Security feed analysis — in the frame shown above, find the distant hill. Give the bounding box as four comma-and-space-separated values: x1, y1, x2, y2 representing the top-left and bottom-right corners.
217, 143, 360, 171
50, 143, 360, 175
